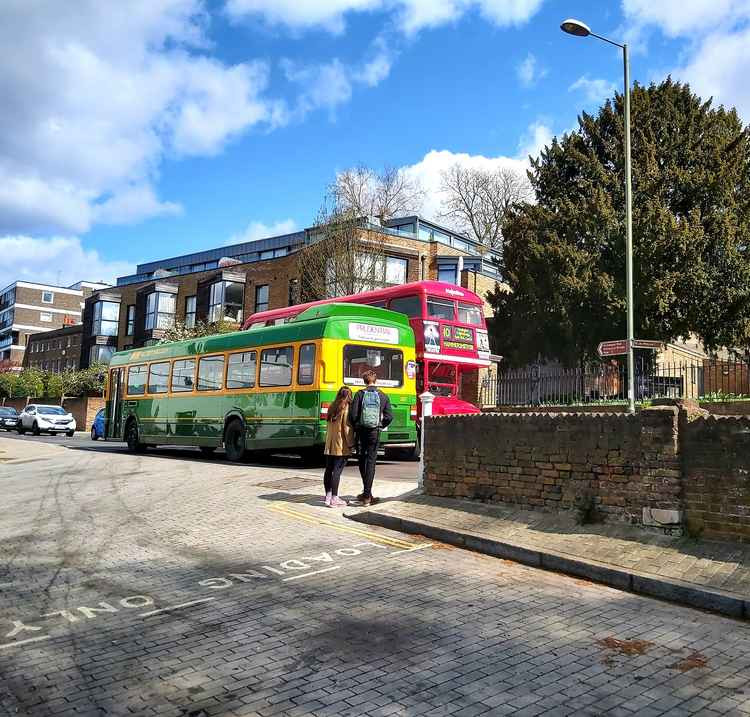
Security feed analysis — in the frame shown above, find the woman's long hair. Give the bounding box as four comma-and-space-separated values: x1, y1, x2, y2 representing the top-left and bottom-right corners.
327, 386, 353, 422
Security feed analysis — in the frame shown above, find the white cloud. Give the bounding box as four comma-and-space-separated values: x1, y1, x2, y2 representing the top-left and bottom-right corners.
355, 36, 395, 87
402, 143, 543, 225
516, 52, 547, 87
569, 76, 617, 105
0, 1, 285, 235
517, 121, 554, 159
282, 36, 395, 117
622, 0, 749, 37
229, 219, 298, 244
227, 0, 544, 34
0, 236, 135, 290
675, 25, 750, 121
93, 185, 183, 226
622, 0, 750, 122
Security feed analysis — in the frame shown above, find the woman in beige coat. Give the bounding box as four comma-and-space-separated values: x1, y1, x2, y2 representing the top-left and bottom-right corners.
323, 386, 355, 507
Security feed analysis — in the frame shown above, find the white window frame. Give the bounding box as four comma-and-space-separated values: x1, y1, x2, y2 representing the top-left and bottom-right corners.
40, 312, 53, 322
41, 291, 54, 304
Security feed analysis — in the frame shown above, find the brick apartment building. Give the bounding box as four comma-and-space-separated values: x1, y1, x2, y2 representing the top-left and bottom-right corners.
22, 324, 84, 372
0, 280, 108, 365
80, 216, 505, 367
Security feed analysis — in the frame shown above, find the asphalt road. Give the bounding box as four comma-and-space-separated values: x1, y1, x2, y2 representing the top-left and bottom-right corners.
0, 429, 419, 483
1, 440, 749, 716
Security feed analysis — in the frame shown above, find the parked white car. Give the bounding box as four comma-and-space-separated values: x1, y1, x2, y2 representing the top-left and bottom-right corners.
18, 405, 76, 437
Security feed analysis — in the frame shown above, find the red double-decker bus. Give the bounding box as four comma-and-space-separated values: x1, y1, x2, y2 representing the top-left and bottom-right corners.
242, 281, 490, 424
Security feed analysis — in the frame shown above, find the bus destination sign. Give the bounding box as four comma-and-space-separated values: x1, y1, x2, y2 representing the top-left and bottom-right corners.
442, 325, 474, 350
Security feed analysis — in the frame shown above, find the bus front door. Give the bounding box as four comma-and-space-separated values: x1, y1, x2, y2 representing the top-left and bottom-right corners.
108, 368, 124, 439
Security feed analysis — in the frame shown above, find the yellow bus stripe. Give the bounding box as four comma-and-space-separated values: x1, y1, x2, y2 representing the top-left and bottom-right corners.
267, 503, 414, 548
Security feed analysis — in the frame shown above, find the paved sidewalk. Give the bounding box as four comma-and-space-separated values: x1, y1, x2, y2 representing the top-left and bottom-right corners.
348, 493, 750, 619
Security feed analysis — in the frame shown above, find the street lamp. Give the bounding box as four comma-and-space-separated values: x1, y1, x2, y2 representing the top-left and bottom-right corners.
561, 18, 636, 414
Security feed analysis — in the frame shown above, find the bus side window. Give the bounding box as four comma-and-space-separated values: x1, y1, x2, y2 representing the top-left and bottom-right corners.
388, 295, 421, 317
197, 355, 225, 391
127, 365, 147, 396
297, 344, 316, 386
260, 346, 293, 387
147, 362, 170, 394
171, 359, 196, 392
227, 351, 256, 389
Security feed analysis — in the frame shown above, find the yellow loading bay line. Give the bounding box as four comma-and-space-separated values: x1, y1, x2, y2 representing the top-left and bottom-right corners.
267, 503, 418, 549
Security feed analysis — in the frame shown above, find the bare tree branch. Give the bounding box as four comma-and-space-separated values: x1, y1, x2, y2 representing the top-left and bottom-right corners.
298, 203, 387, 302
331, 164, 423, 222
440, 164, 533, 251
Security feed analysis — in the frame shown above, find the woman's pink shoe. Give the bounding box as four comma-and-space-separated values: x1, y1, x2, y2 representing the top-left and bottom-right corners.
324, 492, 332, 506
328, 496, 348, 507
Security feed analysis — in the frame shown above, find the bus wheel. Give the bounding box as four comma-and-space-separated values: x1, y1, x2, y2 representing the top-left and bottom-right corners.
126, 420, 146, 453
224, 420, 246, 462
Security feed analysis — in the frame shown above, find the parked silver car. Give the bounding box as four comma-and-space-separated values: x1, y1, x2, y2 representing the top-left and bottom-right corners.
18, 405, 76, 437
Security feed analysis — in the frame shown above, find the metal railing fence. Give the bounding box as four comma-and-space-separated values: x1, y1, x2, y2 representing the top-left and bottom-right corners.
480, 359, 750, 407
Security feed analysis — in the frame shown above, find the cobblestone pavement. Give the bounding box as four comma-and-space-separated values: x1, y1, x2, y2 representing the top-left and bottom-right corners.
1, 444, 750, 716
351, 494, 750, 599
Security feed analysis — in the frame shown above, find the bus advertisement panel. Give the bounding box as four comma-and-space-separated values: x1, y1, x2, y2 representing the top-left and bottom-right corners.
105, 304, 417, 460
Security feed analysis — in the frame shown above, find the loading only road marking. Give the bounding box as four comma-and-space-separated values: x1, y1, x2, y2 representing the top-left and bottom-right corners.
266, 502, 418, 549
0, 535, 432, 653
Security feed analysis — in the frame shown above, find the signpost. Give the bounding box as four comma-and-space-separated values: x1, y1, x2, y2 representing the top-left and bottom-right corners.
597, 339, 663, 358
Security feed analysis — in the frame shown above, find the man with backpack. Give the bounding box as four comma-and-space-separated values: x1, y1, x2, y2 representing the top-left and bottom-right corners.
349, 370, 393, 507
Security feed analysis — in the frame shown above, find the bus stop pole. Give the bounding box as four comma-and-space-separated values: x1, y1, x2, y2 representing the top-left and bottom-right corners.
418, 391, 435, 490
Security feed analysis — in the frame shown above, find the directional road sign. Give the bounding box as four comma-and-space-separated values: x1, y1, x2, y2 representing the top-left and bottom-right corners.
597, 339, 664, 357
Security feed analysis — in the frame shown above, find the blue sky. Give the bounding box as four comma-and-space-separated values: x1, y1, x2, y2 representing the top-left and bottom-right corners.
2, 0, 750, 289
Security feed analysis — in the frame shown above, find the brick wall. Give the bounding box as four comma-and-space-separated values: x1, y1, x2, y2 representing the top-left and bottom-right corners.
682, 416, 750, 542
424, 406, 750, 541
2, 395, 104, 430
424, 408, 681, 526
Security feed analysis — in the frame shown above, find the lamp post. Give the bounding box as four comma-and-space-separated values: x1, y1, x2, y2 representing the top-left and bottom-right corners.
561, 18, 635, 414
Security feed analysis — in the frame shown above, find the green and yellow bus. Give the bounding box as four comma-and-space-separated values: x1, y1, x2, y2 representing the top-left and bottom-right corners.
104, 303, 418, 461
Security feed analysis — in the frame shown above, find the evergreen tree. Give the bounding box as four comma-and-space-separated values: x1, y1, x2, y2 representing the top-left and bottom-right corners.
491, 78, 750, 366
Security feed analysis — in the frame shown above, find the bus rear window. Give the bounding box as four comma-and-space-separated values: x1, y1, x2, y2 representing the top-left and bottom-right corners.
343, 345, 403, 387
389, 296, 421, 317
426, 297, 455, 320
458, 302, 483, 326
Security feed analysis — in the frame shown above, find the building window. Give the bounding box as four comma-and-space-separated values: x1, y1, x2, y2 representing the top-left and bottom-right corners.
42, 291, 54, 304
90, 345, 115, 365
92, 300, 119, 336
145, 292, 175, 330
255, 284, 269, 313
197, 355, 225, 391
386, 256, 408, 285
40, 312, 52, 322
126, 305, 135, 336
185, 296, 196, 328
209, 281, 243, 323
438, 265, 458, 285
